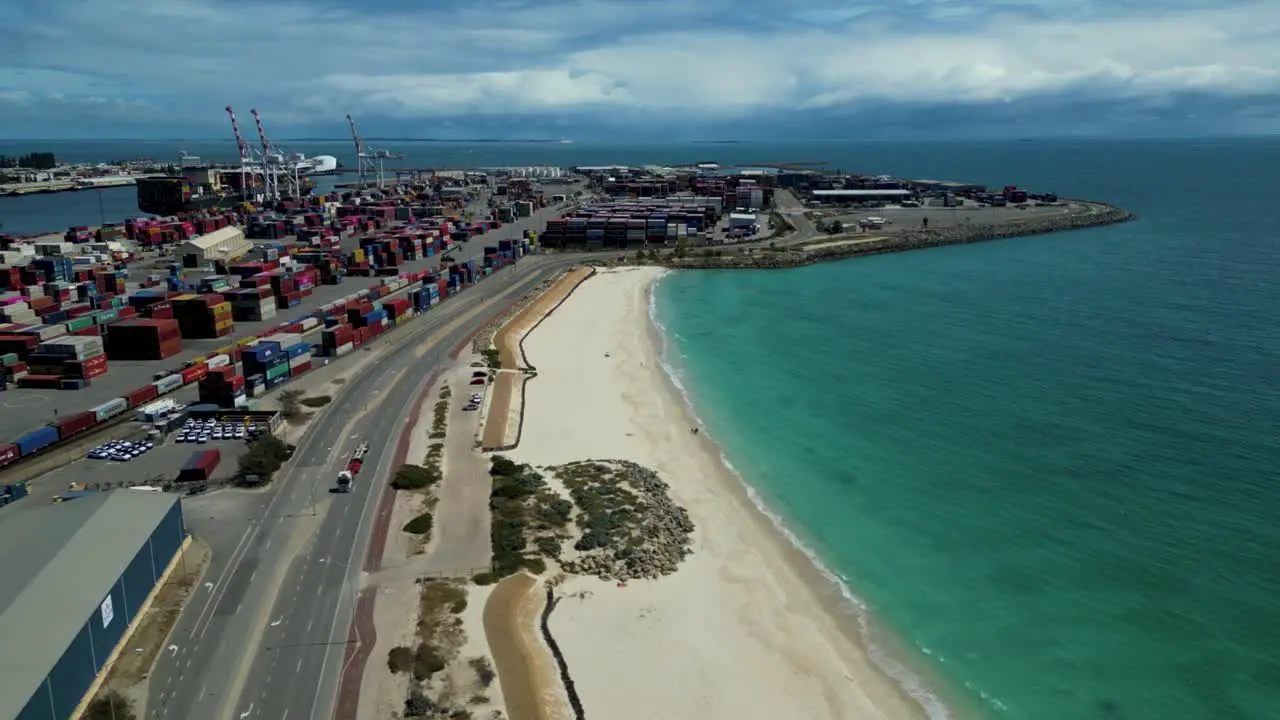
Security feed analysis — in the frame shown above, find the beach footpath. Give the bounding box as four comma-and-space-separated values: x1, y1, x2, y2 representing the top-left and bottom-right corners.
503, 266, 930, 720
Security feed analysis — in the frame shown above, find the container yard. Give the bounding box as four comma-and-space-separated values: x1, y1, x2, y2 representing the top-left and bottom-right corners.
0, 171, 563, 472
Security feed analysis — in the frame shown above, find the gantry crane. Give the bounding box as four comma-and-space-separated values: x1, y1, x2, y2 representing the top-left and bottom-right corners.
346, 114, 403, 189
225, 106, 259, 201
249, 109, 305, 202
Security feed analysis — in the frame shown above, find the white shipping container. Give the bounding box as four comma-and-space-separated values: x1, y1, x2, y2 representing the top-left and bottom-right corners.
299, 317, 320, 332
287, 352, 312, 369
23, 286, 45, 299
2, 310, 36, 324
206, 353, 232, 369
92, 397, 128, 422
272, 333, 303, 349
335, 342, 354, 357
32, 325, 68, 341
233, 394, 249, 408
136, 398, 178, 420
155, 374, 184, 393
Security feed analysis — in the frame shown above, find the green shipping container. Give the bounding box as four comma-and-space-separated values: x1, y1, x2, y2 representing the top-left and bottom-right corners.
1, 353, 18, 366
110, 296, 126, 308
65, 317, 94, 332
265, 363, 290, 380
93, 309, 119, 325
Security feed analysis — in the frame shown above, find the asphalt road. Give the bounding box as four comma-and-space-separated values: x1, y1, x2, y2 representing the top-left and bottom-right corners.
144, 252, 581, 720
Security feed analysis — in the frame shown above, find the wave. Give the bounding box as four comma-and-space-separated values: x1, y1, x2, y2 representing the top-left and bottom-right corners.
647, 270, 956, 720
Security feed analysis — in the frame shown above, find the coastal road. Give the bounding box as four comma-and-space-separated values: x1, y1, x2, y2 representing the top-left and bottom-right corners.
145, 253, 584, 720
770, 188, 821, 244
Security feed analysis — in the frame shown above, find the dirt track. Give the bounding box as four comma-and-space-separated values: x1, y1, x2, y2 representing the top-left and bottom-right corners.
481, 267, 594, 449
484, 573, 568, 720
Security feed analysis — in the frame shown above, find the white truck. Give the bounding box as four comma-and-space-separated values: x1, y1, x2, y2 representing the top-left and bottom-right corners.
336, 442, 370, 493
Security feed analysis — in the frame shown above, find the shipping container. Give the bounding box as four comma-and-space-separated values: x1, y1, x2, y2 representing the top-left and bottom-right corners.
91, 397, 129, 422
154, 374, 184, 394
0, 443, 21, 468
178, 449, 221, 483
16, 426, 59, 456
181, 363, 209, 384
54, 411, 98, 439
124, 384, 160, 408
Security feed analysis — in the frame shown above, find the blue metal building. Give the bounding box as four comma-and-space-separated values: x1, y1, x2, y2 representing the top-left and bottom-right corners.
0, 491, 186, 720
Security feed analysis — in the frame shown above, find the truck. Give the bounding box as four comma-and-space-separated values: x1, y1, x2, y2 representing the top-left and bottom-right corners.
336, 441, 370, 492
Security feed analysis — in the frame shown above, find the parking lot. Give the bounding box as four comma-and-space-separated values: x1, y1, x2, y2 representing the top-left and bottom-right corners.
21, 421, 252, 503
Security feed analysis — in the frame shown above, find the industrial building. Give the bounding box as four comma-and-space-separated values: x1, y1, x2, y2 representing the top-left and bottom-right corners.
0, 491, 187, 720
177, 226, 250, 268
809, 189, 914, 203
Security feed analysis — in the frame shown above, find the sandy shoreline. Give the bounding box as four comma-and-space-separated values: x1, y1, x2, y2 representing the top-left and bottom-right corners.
509, 266, 932, 720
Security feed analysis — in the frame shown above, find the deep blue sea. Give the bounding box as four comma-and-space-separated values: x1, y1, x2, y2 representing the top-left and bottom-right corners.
4, 138, 1279, 718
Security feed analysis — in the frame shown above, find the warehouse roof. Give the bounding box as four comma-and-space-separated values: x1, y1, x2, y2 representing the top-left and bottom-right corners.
0, 491, 181, 717
182, 225, 245, 251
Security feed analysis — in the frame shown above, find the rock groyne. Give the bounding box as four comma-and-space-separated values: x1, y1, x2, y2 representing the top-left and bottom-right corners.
665, 200, 1134, 270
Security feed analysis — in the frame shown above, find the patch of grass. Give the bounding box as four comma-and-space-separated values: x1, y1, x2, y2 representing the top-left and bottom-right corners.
388, 646, 414, 674
403, 512, 434, 535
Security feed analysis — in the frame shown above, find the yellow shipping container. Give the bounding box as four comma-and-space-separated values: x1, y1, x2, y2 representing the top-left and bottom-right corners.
172, 293, 199, 301
236, 337, 258, 348
353, 249, 366, 263
211, 302, 232, 315
215, 320, 234, 331
192, 356, 207, 364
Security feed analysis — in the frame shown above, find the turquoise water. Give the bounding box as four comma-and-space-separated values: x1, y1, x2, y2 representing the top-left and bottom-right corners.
653, 140, 1280, 718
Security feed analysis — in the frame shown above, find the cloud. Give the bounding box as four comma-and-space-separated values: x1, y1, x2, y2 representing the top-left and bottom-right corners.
2, 0, 1279, 137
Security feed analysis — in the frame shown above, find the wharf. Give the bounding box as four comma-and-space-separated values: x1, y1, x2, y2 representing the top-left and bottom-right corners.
0, 175, 161, 197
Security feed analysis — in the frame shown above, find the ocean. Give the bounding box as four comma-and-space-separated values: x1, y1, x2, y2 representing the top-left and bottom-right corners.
5, 137, 1278, 718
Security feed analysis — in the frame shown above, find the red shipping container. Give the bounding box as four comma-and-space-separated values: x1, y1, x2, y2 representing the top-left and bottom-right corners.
227, 375, 246, 391
125, 384, 160, 408
7, 361, 28, 374
55, 411, 98, 439
0, 442, 20, 468
289, 361, 312, 377
73, 326, 102, 336
157, 339, 183, 359
181, 363, 209, 384
81, 362, 109, 380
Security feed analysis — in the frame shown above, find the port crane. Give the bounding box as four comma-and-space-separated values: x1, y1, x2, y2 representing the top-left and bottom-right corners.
225, 106, 262, 202
346, 114, 403, 189
249, 109, 305, 202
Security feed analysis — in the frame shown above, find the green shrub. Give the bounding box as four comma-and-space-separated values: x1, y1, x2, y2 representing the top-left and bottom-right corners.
387, 646, 414, 673
237, 435, 290, 482
392, 464, 440, 490
472, 571, 497, 585
403, 512, 434, 535
85, 692, 136, 720
469, 656, 497, 687
300, 395, 332, 408
450, 597, 468, 614
489, 455, 520, 477
413, 644, 446, 680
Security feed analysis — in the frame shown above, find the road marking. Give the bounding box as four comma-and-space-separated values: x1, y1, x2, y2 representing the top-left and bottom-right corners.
168, 644, 178, 656
307, 617, 314, 632
269, 617, 283, 627
297, 658, 304, 672
236, 601, 243, 615
249, 570, 257, 583
238, 703, 254, 718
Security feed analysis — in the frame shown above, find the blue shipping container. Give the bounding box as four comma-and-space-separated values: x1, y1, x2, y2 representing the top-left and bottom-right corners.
285, 343, 310, 359
17, 426, 60, 456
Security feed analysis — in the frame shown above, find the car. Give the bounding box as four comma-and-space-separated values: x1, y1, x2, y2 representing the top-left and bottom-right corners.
197, 435, 208, 444
463, 404, 479, 412
469, 378, 485, 385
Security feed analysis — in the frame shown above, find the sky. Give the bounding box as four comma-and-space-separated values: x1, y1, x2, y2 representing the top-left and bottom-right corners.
2, 0, 1279, 140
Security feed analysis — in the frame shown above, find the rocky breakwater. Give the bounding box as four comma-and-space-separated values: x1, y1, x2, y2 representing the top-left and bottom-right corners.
553, 460, 695, 582
666, 200, 1135, 270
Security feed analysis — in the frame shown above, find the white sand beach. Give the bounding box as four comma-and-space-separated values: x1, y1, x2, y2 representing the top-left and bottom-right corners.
510, 266, 927, 720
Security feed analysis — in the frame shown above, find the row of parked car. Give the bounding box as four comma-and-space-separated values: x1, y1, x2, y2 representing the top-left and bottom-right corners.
175, 418, 264, 444
87, 439, 156, 462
